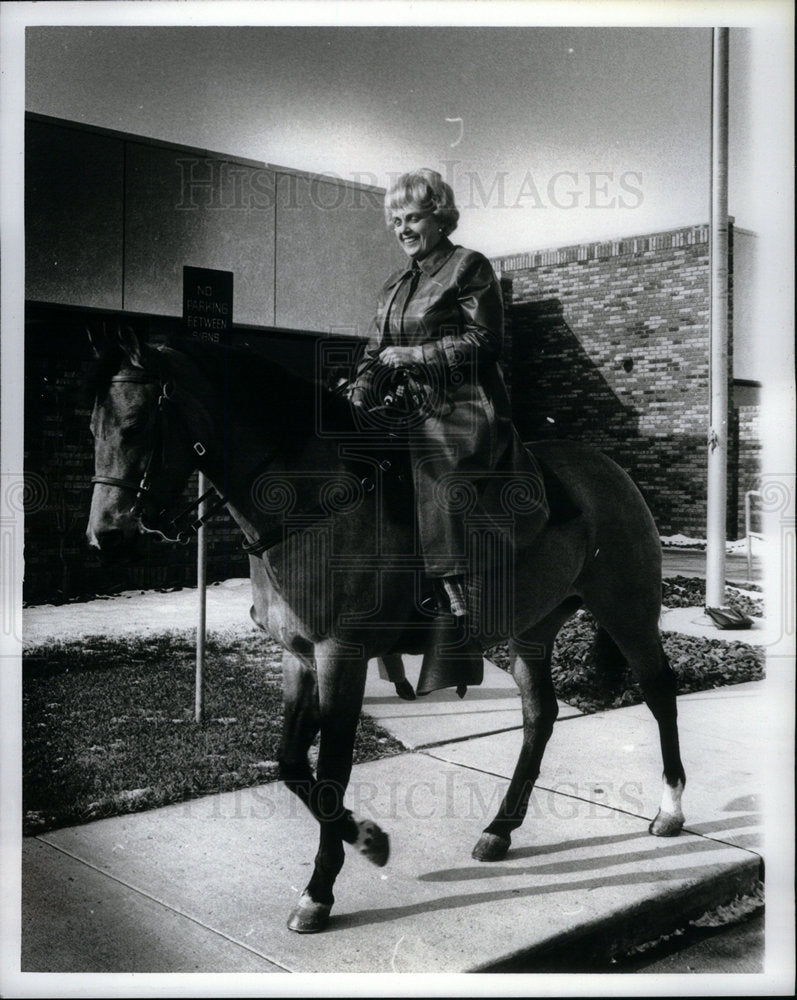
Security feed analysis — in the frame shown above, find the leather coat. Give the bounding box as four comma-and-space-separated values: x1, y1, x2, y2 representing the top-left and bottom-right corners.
352, 238, 548, 578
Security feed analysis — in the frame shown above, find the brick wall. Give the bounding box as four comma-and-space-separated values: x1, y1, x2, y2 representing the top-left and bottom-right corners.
492, 224, 742, 537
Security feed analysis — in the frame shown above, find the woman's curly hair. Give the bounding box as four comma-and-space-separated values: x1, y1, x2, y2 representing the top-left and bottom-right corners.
384, 168, 459, 236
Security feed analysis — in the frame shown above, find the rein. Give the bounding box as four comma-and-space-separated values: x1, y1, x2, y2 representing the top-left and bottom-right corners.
333, 356, 438, 430
92, 354, 408, 555
91, 366, 306, 553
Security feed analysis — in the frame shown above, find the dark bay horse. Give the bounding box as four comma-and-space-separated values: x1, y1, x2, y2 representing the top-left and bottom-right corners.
85, 326, 685, 933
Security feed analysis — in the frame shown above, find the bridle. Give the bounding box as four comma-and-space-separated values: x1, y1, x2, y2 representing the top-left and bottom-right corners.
91, 371, 228, 544
91, 373, 165, 508
90, 358, 405, 555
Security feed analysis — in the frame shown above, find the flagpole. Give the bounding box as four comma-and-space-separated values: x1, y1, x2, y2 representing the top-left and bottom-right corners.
195, 471, 207, 723
706, 26, 730, 610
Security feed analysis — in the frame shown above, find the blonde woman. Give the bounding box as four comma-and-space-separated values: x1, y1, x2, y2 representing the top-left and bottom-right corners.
352, 168, 548, 696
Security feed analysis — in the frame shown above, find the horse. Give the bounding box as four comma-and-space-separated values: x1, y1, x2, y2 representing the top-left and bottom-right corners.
85, 325, 686, 934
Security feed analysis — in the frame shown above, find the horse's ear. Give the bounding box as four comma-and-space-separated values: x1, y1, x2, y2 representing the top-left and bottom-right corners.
87, 323, 114, 359
87, 323, 145, 367
117, 325, 145, 368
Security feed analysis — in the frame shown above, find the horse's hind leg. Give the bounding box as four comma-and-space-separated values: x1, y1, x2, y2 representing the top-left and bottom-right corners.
473, 600, 579, 862
635, 637, 686, 836
591, 615, 686, 837
287, 642, 388, 933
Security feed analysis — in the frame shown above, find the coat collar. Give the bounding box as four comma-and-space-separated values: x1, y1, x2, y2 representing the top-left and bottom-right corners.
415, 236, 457, 277
385, 237, 457, 287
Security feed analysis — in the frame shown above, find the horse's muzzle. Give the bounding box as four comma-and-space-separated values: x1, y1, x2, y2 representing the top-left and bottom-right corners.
86, 496, 145, 560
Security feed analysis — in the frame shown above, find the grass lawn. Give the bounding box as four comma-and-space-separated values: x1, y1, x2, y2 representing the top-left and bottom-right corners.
23, 632, 405, 835
23, 579, 765, 835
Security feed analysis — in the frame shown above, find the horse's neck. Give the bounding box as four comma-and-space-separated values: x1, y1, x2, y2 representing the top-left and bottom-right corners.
197, 378, 349, 542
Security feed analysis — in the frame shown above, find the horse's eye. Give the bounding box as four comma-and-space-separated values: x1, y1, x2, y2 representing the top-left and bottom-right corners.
121, 420, 148, 440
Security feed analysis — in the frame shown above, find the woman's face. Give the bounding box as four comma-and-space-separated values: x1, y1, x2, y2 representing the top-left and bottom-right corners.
390, 202, 443, 260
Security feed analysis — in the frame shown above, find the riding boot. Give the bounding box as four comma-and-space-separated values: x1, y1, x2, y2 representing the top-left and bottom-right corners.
416, 612, 484, 698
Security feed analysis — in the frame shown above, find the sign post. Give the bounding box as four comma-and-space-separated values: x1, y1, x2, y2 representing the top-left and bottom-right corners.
183, 266, 233, 722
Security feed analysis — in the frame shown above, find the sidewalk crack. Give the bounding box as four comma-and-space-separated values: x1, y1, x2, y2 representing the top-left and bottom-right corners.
33, 837, 293, 972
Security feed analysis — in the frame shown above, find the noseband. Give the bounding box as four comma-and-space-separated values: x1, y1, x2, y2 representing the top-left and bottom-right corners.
91, 372, 224, 543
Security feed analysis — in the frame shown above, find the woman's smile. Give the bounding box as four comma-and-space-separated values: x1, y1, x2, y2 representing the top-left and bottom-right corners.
392, 204, 443, 260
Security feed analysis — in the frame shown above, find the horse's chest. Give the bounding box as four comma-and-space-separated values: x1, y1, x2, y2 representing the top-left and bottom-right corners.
248, 551, 317, 648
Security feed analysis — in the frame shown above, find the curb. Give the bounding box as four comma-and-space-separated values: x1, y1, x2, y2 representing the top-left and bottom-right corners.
472, 853, 763, 972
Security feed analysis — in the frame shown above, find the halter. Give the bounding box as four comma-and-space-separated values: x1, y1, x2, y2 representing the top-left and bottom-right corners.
91, 371, 227, 543
91, 373, 164, 504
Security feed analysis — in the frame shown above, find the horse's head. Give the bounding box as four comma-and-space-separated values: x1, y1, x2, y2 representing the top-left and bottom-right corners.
85, 325, 201, 557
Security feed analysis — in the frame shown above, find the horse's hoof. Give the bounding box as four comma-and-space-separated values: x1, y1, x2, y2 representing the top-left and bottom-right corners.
649, 809, 684, 837
353, 819, 390, 867
472, 832, 511, 862
287, 892, 332, 934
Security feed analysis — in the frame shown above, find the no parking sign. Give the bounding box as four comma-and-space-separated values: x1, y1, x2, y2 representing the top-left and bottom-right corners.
182, 265, 233, 342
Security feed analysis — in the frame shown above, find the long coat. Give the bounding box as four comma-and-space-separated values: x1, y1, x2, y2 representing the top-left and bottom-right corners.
352, 238, 548, 578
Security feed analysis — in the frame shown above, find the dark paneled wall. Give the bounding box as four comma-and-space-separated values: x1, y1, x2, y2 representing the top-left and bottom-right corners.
25, 114, 397, 331
123, 142, 276, 324
26, 120, 125, 309
275, 171, 400, 336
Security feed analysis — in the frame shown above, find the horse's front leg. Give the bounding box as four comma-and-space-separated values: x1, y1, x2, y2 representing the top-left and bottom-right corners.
278, 649, 320, 812
287, 642, 388, 934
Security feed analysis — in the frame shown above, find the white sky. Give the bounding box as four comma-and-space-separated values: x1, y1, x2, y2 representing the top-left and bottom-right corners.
21, 21, 755, 258
1, 8, 795, 995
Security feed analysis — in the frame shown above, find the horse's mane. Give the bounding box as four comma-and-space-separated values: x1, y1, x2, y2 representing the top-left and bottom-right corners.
159, 336, 357, 437
85, 334, 356, 438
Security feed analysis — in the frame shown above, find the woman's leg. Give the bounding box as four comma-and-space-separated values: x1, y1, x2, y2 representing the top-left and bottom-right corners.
376, 654, 416, 701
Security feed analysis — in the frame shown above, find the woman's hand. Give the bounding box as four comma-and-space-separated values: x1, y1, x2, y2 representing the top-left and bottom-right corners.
379, 345, 424, 369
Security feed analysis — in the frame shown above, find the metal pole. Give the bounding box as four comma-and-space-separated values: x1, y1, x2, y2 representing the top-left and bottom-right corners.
745, 489, 761, 582
706, 27, 730, 609
195, 471, 207, 722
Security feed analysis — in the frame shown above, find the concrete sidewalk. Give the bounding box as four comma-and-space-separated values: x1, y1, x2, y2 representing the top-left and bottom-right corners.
20, 669, 769, 974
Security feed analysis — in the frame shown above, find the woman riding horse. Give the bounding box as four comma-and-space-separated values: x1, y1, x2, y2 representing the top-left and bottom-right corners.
351, 168, 549, 697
